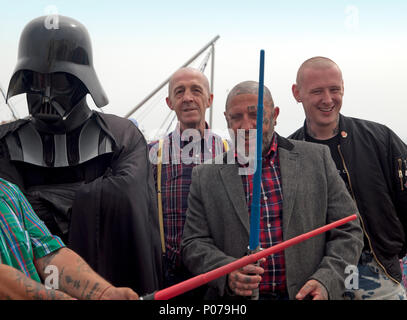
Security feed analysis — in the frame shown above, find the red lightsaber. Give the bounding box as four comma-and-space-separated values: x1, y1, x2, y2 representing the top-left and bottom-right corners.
141, 214, 357, 300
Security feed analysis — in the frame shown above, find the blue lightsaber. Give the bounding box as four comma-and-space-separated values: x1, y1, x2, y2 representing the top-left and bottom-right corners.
249, 49, 265, 252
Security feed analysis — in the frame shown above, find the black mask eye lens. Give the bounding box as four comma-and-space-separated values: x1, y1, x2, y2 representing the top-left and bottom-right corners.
22, 71, 32, 86
28, 72, 47, 93
22, 71, 36, 92
52, 73, 73, 92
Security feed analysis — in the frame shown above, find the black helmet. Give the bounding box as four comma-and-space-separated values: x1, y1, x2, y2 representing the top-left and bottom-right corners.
7, 15, 108, 108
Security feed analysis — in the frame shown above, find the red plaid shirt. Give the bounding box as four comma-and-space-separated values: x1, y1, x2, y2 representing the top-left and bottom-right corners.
240, 132, 286, 294
149, 125, 226, 274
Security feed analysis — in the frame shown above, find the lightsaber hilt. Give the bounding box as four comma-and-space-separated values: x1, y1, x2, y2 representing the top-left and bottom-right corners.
139, 292, 156, 300
247, 246, 262, 300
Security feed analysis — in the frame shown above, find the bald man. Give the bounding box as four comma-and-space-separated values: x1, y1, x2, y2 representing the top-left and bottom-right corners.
289, 56, 407, 300
148, 67, 226, 299
181, 80, 363, 300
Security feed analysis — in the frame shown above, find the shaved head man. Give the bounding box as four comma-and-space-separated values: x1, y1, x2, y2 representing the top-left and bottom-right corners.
289, 56, 407, 300
292, 57, 344, 140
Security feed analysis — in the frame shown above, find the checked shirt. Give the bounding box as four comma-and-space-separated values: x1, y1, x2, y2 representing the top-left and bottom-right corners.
240, 132, 286, 294
149, 125, 226, 275
0, 178, 64, 282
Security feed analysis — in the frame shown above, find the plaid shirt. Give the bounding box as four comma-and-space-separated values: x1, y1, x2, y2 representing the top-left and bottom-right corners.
0, 178, 65, 282
240, 132, 286, 294
149, 124, 226, 274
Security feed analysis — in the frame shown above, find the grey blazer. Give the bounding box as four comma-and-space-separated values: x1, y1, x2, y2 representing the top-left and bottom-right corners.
181, 135, 363, 300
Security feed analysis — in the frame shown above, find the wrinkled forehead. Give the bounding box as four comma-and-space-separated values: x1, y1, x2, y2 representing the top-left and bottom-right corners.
169, 69, 209, 93
226, 93, 273, 114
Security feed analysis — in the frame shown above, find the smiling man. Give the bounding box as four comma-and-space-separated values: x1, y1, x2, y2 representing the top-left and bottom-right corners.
292, 57, 344, 139
166, 67, 212, 133
289, 56, 407, 300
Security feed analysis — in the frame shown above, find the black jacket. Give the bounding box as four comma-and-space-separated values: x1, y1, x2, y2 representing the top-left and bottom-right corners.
289, 114, 407, 282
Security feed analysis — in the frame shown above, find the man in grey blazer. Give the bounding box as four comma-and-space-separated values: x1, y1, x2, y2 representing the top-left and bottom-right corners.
181, 81, 363, 300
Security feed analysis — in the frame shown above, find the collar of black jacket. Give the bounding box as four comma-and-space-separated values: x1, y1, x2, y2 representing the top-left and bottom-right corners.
277, 133, 294, 151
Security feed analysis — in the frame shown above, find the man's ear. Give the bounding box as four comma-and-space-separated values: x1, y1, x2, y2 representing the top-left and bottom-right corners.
207, 93, 214, 108
292, 84, 301, 102
166, 97, 174, 110
273, 106, 280, 122
224, 111, 230, 127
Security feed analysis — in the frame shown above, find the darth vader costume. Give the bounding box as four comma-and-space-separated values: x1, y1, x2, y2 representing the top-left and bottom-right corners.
0, 15, 162, 294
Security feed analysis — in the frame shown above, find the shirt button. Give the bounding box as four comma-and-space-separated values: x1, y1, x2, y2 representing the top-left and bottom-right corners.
267, 223, 271, 228
264, 196, 268, 200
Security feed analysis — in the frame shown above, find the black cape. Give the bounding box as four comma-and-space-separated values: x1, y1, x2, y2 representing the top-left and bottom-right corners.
0, 112, 163, 295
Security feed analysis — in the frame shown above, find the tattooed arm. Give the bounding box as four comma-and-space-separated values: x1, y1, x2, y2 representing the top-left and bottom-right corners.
0, 263, 74, 300
35, 247, 139, 300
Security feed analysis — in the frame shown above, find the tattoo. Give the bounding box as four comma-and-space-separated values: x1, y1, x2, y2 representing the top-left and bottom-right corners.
13, 269, 68, 300
80, 280, 89, 299
79, 280, 103, 300
39, 250, 60, 268
306, 117, 340, 139
332, 118, 340, 135
306, 118, 318, 138
85, 283, 100, 300
64, 274, 81, 290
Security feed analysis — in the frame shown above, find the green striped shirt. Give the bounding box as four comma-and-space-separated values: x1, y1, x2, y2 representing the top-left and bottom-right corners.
0, 178, 65, 282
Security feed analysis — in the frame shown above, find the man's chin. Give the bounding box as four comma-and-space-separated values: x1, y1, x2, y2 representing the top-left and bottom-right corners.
180, 119, 202, 130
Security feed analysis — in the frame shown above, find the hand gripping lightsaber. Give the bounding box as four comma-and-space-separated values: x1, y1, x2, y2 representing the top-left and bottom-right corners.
140, 214, 357, 300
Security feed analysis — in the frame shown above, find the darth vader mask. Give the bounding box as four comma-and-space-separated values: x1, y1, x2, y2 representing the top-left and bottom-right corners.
24, 71, 88, 123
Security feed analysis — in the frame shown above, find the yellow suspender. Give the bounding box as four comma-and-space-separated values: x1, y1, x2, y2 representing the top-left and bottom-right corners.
157, 138, 228, 254
157, 139, 166, 254
222, 139, 229, 152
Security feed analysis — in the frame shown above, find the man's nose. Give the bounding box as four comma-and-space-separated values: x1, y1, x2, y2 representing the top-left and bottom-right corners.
321, 90, 333, 104
182, 89, 194, 102
241, 116, 255, 131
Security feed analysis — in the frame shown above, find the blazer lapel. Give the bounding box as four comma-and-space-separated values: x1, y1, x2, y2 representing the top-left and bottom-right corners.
219, 164, 250, 235
279, 147, 299, 239
218, 139, 299, 241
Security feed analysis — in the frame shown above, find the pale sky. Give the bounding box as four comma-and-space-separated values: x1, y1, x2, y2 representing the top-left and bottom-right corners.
1, 0, 406, 141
